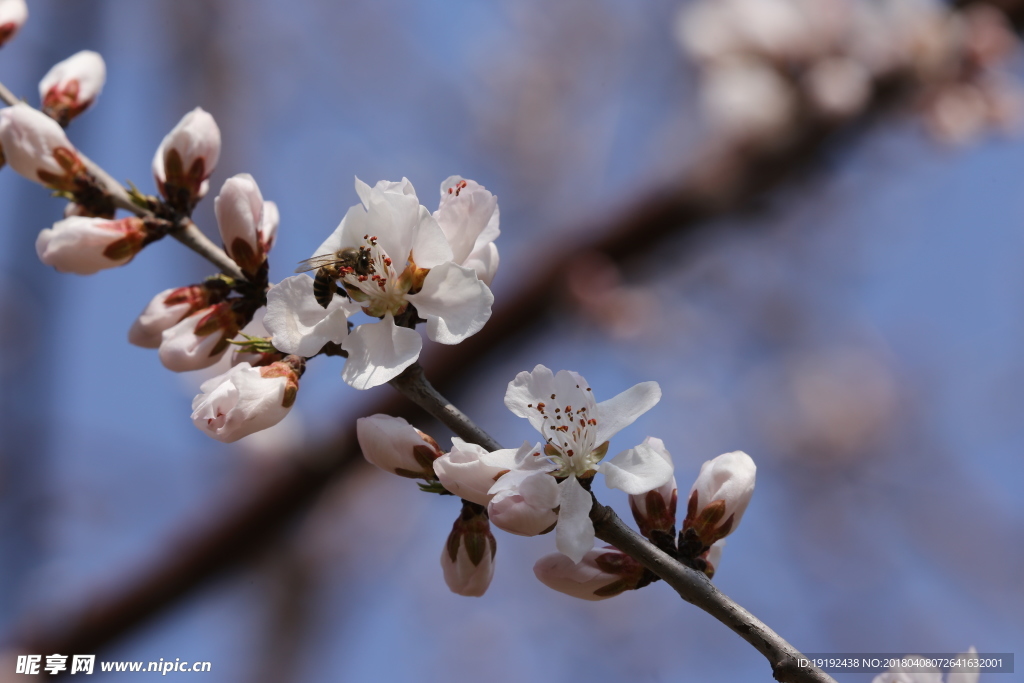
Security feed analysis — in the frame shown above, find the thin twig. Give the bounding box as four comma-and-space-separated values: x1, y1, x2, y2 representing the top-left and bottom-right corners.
0, 85, 244, 281
390, 363, 502, 451
0, 81, 17, 106
391, 368, 836, 683
589, 503, 837, 683
7, 0, 1022, 661
172, 218, 246, 282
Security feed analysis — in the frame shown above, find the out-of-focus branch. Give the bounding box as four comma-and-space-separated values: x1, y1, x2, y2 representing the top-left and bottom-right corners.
8, 0, 1024, 662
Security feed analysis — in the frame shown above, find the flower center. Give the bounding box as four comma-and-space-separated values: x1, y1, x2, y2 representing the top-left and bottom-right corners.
526, 386, 602, 477
340, 235, 414, 318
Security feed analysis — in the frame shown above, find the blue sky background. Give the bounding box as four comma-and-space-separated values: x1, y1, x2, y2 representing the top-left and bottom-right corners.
0, 1, 1022, 681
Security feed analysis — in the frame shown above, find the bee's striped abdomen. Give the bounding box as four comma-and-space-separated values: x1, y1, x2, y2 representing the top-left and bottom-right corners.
313, 268, 336, 308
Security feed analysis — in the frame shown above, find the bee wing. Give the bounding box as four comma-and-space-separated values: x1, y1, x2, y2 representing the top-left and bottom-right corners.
294, 254, 340, 273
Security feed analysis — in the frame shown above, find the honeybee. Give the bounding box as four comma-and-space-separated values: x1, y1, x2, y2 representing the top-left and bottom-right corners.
294, 246, 373, 308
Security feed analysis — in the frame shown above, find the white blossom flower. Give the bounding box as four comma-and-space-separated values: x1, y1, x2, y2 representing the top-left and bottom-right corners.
441, 502, 496, 597
486, 366, 671, 563
310, 178, 493, 389
355, 414, 442, 480
872, 647, 978, 683
214, 174, 275, 275
35, 216, 148, 275
701, 58, 796, 144
433, 438, 519, 506
129, 285, 213, 348
39, 50, 106, 124
159, 302, 241, 372
533, 546, 647, 601
627, 437, 678, 539
0, 0, 27, 49
0, 103, 84, 190
804, 58, 872, 119
191, 359, 301, 443
433, 176, 500, 285
683, 450, 756, 547
264, 275, 357, 357
152, 107, 221, 205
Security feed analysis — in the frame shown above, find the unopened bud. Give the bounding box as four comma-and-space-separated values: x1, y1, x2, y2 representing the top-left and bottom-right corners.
39, 50, 106, 126
0, 0, 28, 49
0, 103, 85, 191
681, 450, 756, 549
703, 540, 725, 579
36, 216, 148, 275
627, 437, 677, 540
441, 501, 496, 597
153, 107, 221, 210
355, 414, 442, 480
158, 302, 241, 372
533, 547, 649, 601
191, 359, 301, 443
129, 285, 218, 348
215, 174, 271, 275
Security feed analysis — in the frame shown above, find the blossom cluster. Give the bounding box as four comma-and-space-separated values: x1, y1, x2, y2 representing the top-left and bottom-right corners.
357, 365, 756, 599
0, 14, 501, 444
676, 0, 1022, 146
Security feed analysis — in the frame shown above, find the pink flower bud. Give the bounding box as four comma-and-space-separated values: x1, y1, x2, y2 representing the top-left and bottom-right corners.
441, 501, 496, 597
214, 174, 268, 275
0, 103, 84, 191
682, 450, 756, 547
129, 285, 215, 348
432, 439, 517, 506
191, 358, 302, 443
0, 0, 28, 49
152, 107, 221, 208
158, 302, 241, 372
533, 547, 647, 601
627, 437, 677, 539
35, 216, 148, 275
487, 470, 559, 537
39, 50, 106, 125
260, 200, 279, 254
355, 414, 442, 480
703, 540, 725, 579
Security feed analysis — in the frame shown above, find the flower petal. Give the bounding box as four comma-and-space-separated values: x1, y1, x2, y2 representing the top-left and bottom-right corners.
406, 261, 493, 344
555, 476, 595, 564
340, 314, 422, 390
264, 275, 355, 356
595, 381, 661, 444
599, 437, 675, 495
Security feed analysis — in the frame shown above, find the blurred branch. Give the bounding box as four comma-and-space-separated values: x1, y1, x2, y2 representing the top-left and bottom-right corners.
8, 0, 1024, 662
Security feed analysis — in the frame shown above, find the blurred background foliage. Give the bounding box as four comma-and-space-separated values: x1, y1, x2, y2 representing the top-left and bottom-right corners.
0, 0, 1022, 681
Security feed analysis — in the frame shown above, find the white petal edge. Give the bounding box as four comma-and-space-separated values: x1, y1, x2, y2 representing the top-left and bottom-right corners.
407, 261, 493, 344
340, 314, 422, 390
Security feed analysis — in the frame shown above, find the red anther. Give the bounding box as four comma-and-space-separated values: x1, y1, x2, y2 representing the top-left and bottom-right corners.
358, 275, 368, 282
587, 419, 597, 425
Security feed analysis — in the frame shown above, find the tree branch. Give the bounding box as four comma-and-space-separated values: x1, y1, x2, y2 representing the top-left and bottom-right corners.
391, 365, 835, 683
390, 363, 503, 452
8, 0, 1024, 662
0, 87, 245, 282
